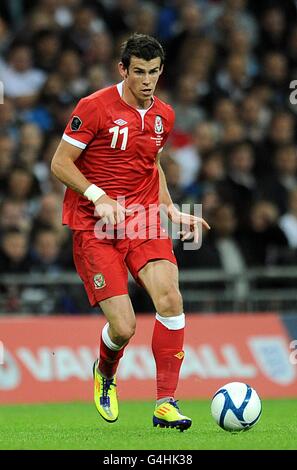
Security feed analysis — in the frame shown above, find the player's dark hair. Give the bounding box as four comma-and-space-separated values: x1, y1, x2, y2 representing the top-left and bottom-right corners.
120, 33, 165, 69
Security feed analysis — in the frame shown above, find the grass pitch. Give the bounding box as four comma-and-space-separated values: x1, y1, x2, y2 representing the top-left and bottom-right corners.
0, 399, 296, 450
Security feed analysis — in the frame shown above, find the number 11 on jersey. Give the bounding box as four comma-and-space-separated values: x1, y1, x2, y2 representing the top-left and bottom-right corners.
109, 126, 129, 150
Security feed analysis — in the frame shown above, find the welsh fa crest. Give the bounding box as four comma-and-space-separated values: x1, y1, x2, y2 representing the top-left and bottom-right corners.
93, 273, 106, 289
155, 115, 164, 134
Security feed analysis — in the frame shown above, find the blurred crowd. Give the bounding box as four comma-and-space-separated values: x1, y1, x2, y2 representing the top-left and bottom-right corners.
0, 0, 297, 313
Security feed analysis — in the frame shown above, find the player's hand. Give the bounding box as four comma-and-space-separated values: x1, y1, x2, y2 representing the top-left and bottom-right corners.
168, 205, 210, 243
94, 194, 132, 225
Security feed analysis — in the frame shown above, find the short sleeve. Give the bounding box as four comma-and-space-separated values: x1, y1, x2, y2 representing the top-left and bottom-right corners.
62, 97, 100, 149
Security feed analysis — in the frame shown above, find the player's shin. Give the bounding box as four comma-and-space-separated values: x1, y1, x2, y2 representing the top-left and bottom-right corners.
98, 323, 127, 378
151, 313, 185, 400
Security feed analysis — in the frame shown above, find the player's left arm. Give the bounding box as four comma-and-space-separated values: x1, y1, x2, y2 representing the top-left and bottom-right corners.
157, 154, 210, 242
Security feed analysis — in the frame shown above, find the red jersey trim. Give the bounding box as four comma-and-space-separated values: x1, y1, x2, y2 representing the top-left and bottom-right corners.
62, 132, 87, 149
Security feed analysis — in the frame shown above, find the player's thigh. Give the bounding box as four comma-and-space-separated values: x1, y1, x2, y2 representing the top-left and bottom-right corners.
138, 260, 183, 315
99, 294, 136, 341
125, 238, 182, 314
138, 258, 179, 296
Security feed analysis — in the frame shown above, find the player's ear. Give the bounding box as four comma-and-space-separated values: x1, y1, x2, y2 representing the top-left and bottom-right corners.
118, 62, 128, 79
159, 64, 164, 76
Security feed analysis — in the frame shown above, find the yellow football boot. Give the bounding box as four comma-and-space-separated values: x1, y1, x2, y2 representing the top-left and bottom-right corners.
153, 399, 192, 432
93, 359, 118, 422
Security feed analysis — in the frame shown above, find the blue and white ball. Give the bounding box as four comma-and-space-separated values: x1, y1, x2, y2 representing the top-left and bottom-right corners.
211, 382, 262, 432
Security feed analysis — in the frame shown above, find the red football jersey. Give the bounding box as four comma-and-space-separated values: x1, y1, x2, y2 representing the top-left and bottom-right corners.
62, 82, 175, 230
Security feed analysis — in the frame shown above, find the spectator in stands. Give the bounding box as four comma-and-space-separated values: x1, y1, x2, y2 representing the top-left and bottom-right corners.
183, 47, 213, 109
204, 0, 258, 45
190, 149, 225, 200
0, 133, 16, 196
18, 124, 45, 185
86, 65, 109, 95
200, 186, 221, 223
225, 28, 258, 77
0, 98, 18, 138
242, 200, 288, 266
31, 192, 66, 241
257, 7, 288, 55
160, 152, 186, 207
261, 51, 289, 106
221, 121, 246, 146
166, 2, 202, 80
95, 0, 137, 40
0, 228, 30, 273
255, 111, 296, 178
0, 199, 31, 234
0, 16, 10, 53
173, 74, 205, 134
25, 73, 67, 132
33, 28, 61, 72
6, 166, 41, 204
56, 49, 87, 99
216, 53, 252, 102
50, 98, 75, 133
287, 26, 297, 71
84, 31, 113, 68
260, 144, 297, 214
213, 97, 238, 132
172, 121, 218, 190
63, 5, 106, 54
240, 94, 271, 143
30, 228, 63, 274
176, 203, 250, 299
0, 44, 46, 108
132, 2, 158, 37
199, 150, 226, 187
218, 142, 257, 229
279, 188, 297, 249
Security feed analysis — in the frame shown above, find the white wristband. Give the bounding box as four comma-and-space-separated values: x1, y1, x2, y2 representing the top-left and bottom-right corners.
84, 184, 106, 204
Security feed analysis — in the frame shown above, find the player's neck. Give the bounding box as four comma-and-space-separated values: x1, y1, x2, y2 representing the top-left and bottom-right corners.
122, 82, 152, 110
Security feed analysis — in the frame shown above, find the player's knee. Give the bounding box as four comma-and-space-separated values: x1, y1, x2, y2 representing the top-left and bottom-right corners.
113, 322, 136, 343
156, 286, 183, 315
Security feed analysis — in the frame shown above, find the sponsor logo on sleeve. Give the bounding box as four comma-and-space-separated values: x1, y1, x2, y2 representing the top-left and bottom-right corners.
71, 116, 82, 131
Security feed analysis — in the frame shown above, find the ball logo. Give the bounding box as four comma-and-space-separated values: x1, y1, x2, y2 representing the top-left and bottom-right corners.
93, 273, 106, 289
155, 115, 163, 134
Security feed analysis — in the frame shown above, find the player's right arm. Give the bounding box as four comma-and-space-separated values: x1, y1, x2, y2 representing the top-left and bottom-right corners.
51, 139, 127, 225
51, 139, 91, 194
51, 97, 129, 225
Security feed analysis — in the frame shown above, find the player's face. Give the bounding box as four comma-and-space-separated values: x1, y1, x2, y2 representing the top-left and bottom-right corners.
119, 56, 163, 106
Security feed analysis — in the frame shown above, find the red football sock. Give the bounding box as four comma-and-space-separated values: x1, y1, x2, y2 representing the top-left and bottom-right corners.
152, 318, 185, 400
98, 336, 125, 379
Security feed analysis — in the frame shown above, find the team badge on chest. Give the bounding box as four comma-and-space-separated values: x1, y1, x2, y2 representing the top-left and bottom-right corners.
154, 115, 164, 134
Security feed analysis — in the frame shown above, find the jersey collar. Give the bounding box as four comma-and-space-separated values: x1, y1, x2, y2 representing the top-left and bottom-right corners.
116, 81, 155, 110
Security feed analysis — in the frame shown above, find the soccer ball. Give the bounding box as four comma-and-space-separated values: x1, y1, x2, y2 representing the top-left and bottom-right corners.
211, 382, 262, 432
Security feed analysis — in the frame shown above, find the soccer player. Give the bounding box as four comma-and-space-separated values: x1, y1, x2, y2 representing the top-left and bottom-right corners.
51, 33, 210, 431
